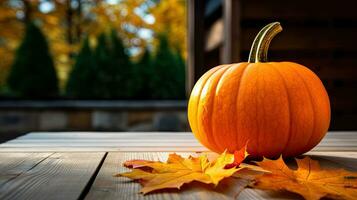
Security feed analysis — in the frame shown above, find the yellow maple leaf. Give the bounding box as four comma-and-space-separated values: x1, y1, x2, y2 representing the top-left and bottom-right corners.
252, 156, 357, 200
116, 147, 252, 194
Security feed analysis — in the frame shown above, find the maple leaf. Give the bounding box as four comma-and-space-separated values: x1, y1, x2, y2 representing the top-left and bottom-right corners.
225, 145, 248, 169
116, 148, 251, 194
252, 156, 357, 200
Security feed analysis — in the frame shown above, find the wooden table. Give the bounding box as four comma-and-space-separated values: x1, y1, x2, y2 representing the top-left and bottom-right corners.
0, 131, 356, 200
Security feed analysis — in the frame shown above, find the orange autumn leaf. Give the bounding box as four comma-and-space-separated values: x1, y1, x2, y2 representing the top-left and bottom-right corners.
252, 156, 357, 200
116, 148, 251, 194
225, 144, 248, 169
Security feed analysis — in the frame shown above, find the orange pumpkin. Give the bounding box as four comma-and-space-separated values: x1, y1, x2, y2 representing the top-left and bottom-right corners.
188, 22, 330, 158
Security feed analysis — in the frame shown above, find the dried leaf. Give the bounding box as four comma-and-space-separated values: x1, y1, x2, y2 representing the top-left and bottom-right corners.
117, 148, 254, 194
225, 146, 248, 169
252, 156, 357, 200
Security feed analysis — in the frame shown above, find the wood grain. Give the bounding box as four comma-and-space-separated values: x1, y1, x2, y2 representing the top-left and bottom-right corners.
0, 132, 356, 152
86, 152, 357, 200
85, 152, 250, 200
0, 132, 357, 199
0, 152, 105, 200
0, 153, 52, 186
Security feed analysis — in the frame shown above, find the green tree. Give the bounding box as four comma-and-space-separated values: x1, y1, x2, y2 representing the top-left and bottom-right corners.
109, 29, 135, 98
94, 33, 113, 98
134, 47, 154, 99
93, 30, 134, 99
173, 49, 186, 98
7, 22, 58, 98
151, 34, 186, 99
66, 37, 97, 98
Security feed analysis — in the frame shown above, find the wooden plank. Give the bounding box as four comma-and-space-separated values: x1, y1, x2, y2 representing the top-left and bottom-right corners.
0, 152, 106, 200
2, 140, 357, 147
12, 132, 357, 141
0, 147, 208, 152
0, 143, 202, 147
0, 153, 52, 185
0, 146, 356, 153
18, 132, 196, 139
5, 139, 201, 144
5, 138, 357, 143
13, 131, 357, 139
0, 132, 356, 152
222, 0, 241, 63
85, 152, 249, 200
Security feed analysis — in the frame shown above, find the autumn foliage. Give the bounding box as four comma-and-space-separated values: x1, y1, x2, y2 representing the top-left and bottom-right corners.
117, 147, 252, 194
0, 0, 187, 99
253, 156, 357, 200
118, 151, 357, 200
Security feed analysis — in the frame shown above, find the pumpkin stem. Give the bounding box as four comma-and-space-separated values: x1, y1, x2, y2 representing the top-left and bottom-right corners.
248, 22, 282, 63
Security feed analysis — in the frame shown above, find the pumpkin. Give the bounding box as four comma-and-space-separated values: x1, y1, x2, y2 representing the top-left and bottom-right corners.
188, 22, 330, 158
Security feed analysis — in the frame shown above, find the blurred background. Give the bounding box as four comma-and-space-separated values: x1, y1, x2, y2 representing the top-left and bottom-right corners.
0, 0, 356, 142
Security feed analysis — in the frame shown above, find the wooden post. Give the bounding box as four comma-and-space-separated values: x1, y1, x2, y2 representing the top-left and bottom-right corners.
222, 0, 241, 64
187, 0, 205, 93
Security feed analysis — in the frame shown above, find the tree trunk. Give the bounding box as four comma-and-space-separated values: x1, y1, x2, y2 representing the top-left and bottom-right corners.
23, 0, 32, 23
66, 0, 73, 44
75, 0, 82, 42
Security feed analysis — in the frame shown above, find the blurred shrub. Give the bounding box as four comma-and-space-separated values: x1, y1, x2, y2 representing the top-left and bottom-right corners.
150, 34, 186, 99
6, 26, 186, 100
66, 37, 97, 98
6, 22, 59, 98
93, 30, 135, 98
65, 32, 185, 100
67, 30, 136, 99
133, 47, 154, 99
107, 29, 137, 98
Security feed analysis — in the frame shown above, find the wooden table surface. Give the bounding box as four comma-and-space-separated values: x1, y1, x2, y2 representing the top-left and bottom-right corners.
0, 131, 357, 200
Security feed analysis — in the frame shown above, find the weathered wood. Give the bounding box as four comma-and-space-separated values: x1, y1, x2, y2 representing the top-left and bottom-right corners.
0, 153, 52, 185
16, 132, 197, 139
1, 131, 357, 199
86, 152, 249, 200
87, 151, 357, 200
0, 132, 356, 152
0, 152, 105, 200
0, 147, 207, 152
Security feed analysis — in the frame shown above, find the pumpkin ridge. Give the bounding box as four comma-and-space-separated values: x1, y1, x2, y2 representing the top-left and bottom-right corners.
285, 62, 316, 156
268, 62, 292, 157
255, 65, 261, 156
198, 66, 230, 152
212, 63, 250, 152
191, 66, 224, 150
235, 63, 253, 152
212, 64, 238, 152
207, 66, 232, 152
289, 63, 316, 154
